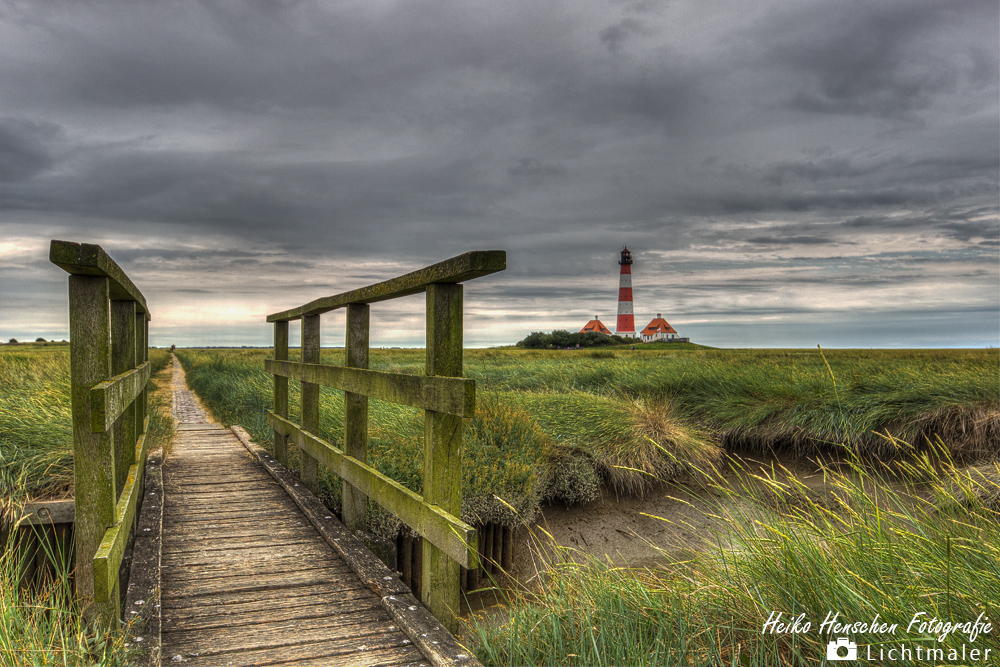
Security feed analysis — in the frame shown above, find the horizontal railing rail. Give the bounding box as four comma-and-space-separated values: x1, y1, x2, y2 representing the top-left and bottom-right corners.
264, 359, 476, 417
266, 250, 505, 322
268, 413, 477, 566
90, 361, 152, 433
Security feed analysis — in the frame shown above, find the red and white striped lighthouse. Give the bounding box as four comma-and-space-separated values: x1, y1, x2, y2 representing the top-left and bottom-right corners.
616, 246, 635, 335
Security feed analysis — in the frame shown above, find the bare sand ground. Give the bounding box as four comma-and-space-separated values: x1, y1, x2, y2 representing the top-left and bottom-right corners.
513, 450, 843, 578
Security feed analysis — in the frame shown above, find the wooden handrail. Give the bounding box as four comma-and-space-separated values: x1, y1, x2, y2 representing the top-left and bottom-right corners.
50, 240, 151, 628
90, 361, 151, 432
267, 250, 505, 633
266, 250, 505, 321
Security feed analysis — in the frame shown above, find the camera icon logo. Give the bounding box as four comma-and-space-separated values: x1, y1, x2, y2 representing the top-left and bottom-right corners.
826, 637, 858, 661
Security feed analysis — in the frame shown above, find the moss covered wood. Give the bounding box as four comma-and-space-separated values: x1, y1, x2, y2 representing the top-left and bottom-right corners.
264, 360, 475, 417
266, 250, 505, 322
266, 249, 505, 634
111, 300, 136, 499
50, 239, 151, 629
67, 274, 116, 622
51, 240, 150, 316
422, 282, 464, 632
268, 412, 477, 566
300, 314, 321, 493
90, 362, 151, 433
93, 419, 149, 605
343, 303, 369, 532
272, 320, 289, 467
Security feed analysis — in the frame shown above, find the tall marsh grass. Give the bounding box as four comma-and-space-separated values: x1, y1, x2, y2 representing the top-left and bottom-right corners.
0, 345, 170, 515
470, 446, 1000, 665
469, 347, 999, 459
0, 528, 132, 666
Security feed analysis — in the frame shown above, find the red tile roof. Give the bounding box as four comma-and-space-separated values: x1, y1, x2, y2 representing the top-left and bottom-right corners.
640, 316, 678, 336
580, 318, 612, 335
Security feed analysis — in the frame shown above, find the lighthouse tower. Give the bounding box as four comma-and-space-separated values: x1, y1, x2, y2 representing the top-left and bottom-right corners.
616, 246, 635, 335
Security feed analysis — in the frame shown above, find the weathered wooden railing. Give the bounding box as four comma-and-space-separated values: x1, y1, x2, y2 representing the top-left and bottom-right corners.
50, 240, 151, 627
266, 250, 505, 632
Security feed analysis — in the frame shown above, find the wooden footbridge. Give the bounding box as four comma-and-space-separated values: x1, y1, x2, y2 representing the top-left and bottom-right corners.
46, 240, 505, 666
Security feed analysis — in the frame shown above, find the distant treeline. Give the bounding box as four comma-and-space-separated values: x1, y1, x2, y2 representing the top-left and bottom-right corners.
516, 330, 632, 349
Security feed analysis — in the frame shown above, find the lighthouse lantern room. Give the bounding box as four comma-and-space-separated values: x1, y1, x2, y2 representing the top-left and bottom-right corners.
616, 246, 635, 335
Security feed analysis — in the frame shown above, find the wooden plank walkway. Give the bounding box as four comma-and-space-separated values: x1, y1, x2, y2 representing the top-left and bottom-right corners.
160, 358, 429, 667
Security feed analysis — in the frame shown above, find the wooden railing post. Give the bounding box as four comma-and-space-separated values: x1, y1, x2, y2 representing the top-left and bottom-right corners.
68, 274, 117, 623
135, 310, 147, 457
422, 282, 464, 633
273, 321, 289, 467
111, 300, 137, 499
343, 303, 369, 532
300, 314, 321, 493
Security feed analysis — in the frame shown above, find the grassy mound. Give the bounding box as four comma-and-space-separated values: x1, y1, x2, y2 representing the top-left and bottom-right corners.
503, 390, 722, 495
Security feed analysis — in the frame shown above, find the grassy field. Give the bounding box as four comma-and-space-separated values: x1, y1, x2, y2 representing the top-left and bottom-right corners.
471, 347, 998, 458
175, 346, 997, 533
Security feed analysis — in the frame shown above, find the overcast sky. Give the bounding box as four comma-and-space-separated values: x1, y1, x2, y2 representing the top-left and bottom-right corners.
1, 0, 997, 349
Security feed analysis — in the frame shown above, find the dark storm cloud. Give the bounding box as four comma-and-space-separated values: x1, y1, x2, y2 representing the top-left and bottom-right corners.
507, 158, 568, 184
762, 157, 871, 187
599, 18, 645, 55
0, 118, 59, 182
755, 0, 998, 119
3, 0, 993, 238
0, 0, 996, 347
841, 205, 1000, 242
939, 220, 1000, 243
1, 142, 505, 256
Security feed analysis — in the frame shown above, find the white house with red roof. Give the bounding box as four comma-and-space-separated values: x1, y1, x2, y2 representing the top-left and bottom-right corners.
640, 314, 681, 342
579, 316, 612, 335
